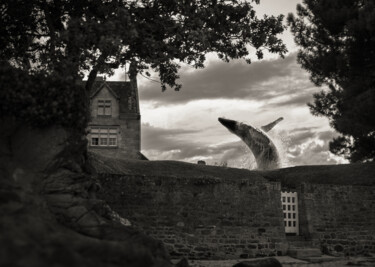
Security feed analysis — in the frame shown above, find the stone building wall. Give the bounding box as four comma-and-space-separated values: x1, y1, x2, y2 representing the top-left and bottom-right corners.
90, 87, 120, 118
98, 174, 287, 259
298, 183, 375, 256
88, 115, 140, 159
88, 79, 142, 159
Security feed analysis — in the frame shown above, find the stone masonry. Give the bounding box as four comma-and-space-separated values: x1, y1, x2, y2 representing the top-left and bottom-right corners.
87, 77, 145, 160
98, 174, 287, 259
298, 183, 375, 256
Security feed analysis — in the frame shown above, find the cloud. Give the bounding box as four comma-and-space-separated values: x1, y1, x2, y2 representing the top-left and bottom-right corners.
285, 128, 346, 166
141, 123, 199, 151
136, 51, 347, 167
272, 92, 315, 107
287, 140, 342, 166
141, 122, 345, 169
288, 127, 317, 146
138, 53, 316, 107
141, 123, 250, 164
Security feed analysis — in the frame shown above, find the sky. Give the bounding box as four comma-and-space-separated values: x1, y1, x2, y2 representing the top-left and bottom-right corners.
110, 0, 349, 168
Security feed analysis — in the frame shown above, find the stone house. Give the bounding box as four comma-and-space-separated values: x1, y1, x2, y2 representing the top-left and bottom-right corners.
87, 76, 146, 160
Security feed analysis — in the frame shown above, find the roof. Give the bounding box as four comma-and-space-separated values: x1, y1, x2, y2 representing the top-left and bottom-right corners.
90, 82, 119, 99
89, 81, 139, 114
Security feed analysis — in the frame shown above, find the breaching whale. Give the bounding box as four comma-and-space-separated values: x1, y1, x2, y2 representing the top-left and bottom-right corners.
218, 117, 283, 170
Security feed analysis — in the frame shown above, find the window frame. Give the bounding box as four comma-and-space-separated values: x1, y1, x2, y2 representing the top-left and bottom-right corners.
97, 99, 112, 116
90, 127, 118, 147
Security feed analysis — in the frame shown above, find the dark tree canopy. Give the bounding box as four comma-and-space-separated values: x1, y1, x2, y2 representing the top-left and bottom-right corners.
288, 0, 375, 162
1, 0, 287, 128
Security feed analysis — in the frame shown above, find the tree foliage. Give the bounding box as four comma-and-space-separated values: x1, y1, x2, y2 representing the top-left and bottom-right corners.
1, 0, 286, 128
288, 0, 375, 162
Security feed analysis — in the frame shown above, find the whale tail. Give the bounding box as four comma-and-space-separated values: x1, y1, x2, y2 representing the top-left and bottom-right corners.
261, 117, 283, 132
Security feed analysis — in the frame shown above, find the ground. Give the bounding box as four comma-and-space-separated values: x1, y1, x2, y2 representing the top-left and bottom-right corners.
174, 255, 375, 267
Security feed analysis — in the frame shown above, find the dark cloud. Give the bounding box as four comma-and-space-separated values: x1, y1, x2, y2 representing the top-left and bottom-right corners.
292, 126, 320, 133
287, 127, 337, 146
138, 53, 315, 106
141, 123, 199, 151
318, 130, 337, 142
289, 127, 317, 146
287, 141, 339, 166
141, 123, 345, 168
286, 129, 343, 166
141, 123, 249, 162
272, 92, 314, 107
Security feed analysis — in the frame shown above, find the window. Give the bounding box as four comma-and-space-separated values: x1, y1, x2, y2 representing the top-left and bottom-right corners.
98, 100, 112, 116
281, 191, 299, 235
90, 127, 118, 147
92, 138, 99, 146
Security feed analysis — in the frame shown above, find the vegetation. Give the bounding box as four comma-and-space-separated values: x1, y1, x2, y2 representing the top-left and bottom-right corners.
0, 3, 287, 264
288, 0, 375, 162
1, 0, 287, 128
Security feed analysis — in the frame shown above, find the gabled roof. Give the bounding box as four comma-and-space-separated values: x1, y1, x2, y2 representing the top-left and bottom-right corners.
90, 81, 120, 99
88, 80, 139, 114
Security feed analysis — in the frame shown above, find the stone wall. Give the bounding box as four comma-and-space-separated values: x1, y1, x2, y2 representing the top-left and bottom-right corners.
96, 160, 375, 259
298, 183, 375, 256
98, 174, 287, 259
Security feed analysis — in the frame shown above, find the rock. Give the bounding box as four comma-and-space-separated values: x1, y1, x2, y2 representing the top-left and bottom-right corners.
233, 257, 282, 267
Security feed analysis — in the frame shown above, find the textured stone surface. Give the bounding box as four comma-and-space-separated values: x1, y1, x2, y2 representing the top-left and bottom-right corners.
88, 80, 142, 160
98, 174, 286, 259
94, 156, 375, 260
298, 183, 375, 257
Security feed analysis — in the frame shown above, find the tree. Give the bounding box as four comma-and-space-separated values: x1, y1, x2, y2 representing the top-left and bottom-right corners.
288, 0, 375, 162
1, 0, 286, 90
0, 1, 287, 265
1, 0, 288, 130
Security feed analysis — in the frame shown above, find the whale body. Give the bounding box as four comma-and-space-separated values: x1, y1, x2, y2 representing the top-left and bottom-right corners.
218, 117, 283, 170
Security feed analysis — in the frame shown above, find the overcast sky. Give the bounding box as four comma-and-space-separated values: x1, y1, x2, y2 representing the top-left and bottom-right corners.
111, 0, 348, 168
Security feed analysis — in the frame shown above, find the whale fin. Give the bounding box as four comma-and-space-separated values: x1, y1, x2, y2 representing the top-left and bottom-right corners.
261, 117, 283, 132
